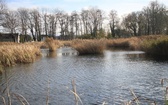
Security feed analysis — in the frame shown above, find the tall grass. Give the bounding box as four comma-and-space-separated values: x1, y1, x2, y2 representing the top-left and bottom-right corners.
72, 39, 105, 55
106, 37, 141, 50
0, 44, 41, 73
141, 36, 168, 57
44, 37, 61, 52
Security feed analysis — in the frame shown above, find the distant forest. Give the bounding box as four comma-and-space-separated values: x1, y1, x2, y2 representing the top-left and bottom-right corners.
0, 0, 168, 41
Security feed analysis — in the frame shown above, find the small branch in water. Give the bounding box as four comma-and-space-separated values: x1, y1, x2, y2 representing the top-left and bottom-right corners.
0, 96, 6, 105
71, 79, 83, 105
12, 93, 30, 105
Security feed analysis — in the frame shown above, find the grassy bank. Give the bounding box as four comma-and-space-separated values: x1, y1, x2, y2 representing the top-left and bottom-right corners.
71, 39, 105, 55
0, 43, 42, 74
66, 35, 168, 56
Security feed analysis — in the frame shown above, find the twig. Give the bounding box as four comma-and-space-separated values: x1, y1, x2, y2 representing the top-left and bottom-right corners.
130, 89, 140, 105
72, 79, 78, 105
71, 79, 83, 105
12, 93, 30, 105
0, 95, 6, 105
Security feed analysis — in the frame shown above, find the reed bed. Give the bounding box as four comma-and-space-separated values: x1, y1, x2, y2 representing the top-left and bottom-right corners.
61, 40, 72, 47
71, 39, 105, 55
0, 44, 41, 73
141, 35, 168, 57
24, 41, 44, 48
44, 38, 61, 52
106, 37, 142, 50
0, 42, 20, 46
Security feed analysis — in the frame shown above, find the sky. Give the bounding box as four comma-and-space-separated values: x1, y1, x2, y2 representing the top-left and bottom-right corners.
6, 0, 168, 17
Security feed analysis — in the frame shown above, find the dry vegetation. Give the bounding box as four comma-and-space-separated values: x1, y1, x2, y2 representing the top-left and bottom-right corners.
140, 35, 168, 57
44, 37, 62, 52
71, 39, 105, 55
0, 35, 168, 73
0, 43, 42, 74
106, 37, 141, 50
106, 35, 168, 55
63, 35, 168, 56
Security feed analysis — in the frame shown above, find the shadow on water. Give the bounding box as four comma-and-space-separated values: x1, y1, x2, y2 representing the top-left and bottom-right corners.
0, 47, 168, 105
144, 54, 168, 62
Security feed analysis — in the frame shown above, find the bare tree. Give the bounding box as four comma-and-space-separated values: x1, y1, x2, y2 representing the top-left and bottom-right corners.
71, 11, 80, 38
109, 10, 119, 38
0, 0, 7, 26
17, 8, 29, 41
143, 1, 167, 35
2, 10, 19, 33
41, 8, 49, 36
29, 9, 42, 41
57, 10, 70, 39
87, 7, 104, 38
122, 12, 138, 36
81, 9, 89, 35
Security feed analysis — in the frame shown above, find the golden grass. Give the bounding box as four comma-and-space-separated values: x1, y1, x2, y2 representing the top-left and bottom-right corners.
71, 39, 105, 55
106, 37, 142, 50
44, 37, 61, 52
61, 40, 72, 47
0, 43, 41, 73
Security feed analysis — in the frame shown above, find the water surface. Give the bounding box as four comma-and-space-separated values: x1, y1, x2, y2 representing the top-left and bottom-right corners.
1, 47, 168, 105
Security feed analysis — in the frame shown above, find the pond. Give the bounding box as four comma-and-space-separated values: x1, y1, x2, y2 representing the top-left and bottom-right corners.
1, 47, 168, 105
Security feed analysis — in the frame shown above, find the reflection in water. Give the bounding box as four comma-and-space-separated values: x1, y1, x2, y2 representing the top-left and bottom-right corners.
0, 47, 168, 105
47, 51, 57, 58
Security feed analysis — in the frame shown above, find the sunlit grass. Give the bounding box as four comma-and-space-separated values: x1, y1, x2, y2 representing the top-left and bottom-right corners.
44, 37, 61, 52
71, 39, 105, 55
0, 43, 41, 73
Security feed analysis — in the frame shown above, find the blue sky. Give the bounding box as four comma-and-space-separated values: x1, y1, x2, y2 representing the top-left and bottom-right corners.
6, 0, 168, 16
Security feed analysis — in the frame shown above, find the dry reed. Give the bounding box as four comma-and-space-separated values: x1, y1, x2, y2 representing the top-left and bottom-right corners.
0, 44, 41, 71
140, 35, 168, 56
106, 37, 142, 50
44, 37, 60, 52
72, 39, 105, 55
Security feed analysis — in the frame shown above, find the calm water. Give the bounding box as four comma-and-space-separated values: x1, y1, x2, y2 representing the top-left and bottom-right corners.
1, 47, 168, 105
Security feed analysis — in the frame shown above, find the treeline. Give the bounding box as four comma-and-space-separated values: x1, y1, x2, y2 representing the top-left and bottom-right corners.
0, 0, 168, 41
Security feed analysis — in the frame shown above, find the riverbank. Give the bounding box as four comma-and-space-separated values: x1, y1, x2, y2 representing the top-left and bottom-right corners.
1, 35, 168, 73
65, 35, 168, 56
